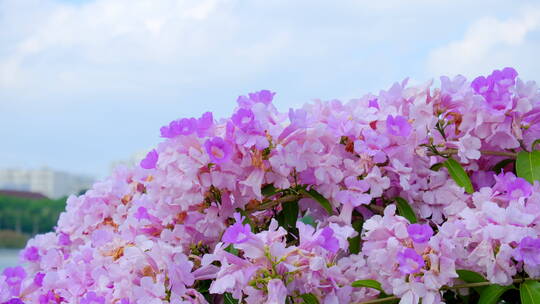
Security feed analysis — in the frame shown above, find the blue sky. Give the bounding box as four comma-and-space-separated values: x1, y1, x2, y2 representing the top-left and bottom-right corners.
1, 0, 540, 178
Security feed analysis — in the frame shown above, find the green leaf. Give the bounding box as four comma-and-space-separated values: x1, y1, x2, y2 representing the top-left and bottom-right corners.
491, 158, 515, 174
520, 280, 540, 304
430, 162, 444, 171
478, 284, 513, 304
299, 215, 316, 227
261, 184, 278, 197
301, 188, 333, 214
352, 279, 383, 291
348, 219, 364, 254
276, 200, 299, 229
516, 151, 540, 184
456, 269, 487, 293
394, 197, 417, 224
443, 158, 474, 194
223, 292, 239, 304
300, 293, 320, 304
224, 244, 239, 256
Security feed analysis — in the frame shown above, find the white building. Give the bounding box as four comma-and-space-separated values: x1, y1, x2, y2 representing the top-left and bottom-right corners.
0, 168, 94, 199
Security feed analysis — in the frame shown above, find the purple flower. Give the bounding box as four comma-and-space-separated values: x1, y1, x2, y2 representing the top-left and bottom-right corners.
248, 90, 274, 105
471, 67, 518, 111
514, 237, 540, 267
140, 149, 158, 169
237, 90, 275, 107
494, 172, 533, 199
407, 224, 433, 243
2, 299, 24, 304
397, 248, 425, 274
80, 292, 105, 304
160, 117, 197, 138
134, 206, 151, 221
507, 177, 533, 199
22, 246, 40, 262
204, 137, 233, 164
173, 118, 197, 136
368, 98, 380, 109
91, 229, 112, 247
386, 115, 412, 137
58, 232, 71, 246
3, 266, 26, 287
222, 214, 253, 244
319, 227, 340, 253
231, 108, 256, 132
196, 112, 214, 138
33, 272, 45, 287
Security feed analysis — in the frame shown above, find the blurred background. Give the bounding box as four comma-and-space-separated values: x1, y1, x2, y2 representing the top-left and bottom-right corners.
1, 0, 540, 270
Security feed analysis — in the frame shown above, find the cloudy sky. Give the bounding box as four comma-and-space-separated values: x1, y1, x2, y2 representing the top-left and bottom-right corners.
1, 0, 540, 179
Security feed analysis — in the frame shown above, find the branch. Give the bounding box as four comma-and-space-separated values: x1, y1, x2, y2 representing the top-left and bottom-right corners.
246, 194, 304, 214
357, 296, 399, 304
428, 148, 517, 158
356, 278, 540, 304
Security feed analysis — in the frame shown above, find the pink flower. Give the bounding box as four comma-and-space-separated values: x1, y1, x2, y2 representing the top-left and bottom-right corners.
140, 149, 159, 169
266, 279, 287, 304
204, 137, 233, 164
386, 115, 412, 137
397, 248, 425, 274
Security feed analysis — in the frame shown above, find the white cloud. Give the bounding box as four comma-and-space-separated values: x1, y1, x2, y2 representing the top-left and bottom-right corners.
427, 6, 540, 79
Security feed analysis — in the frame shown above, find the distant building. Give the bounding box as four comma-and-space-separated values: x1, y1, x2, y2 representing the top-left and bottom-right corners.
0, 190, 49, 200
0, 168, 94, 199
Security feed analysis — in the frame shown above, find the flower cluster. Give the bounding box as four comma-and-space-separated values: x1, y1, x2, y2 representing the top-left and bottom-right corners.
2, 68, 540, 304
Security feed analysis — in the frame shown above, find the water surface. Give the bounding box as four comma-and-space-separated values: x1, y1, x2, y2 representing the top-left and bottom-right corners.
0, 248, 21, 271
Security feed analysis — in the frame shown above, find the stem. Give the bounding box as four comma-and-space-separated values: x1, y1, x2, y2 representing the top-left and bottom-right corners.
246, 194, 303, 214
443, 277, 540, 290
428, 148, 517, 158
357, 296, 399, 304
356, 278, 540, 304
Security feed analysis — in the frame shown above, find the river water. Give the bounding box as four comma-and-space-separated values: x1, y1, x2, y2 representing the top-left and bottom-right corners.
0, 248, 21, 271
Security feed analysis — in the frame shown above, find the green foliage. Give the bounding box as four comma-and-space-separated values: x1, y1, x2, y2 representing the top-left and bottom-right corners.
348, 218, 364, 254
456, 269, 488, 293
478, 284, 514, 304
300, 188, 333, 215
276, 201, 299, 230
516, 151, 540, 184
430, 162, 444, 171
0, 195, 66, 240
520, 280, 540, 304
300, 293, 319, 304
443, 158, 474, 194
299, 215, 316, 228
261, 184, 279, 197
491, 158, 515, 174
223, 293, 239, 304
394, 197, 417, 224
351, 279, 383, 291
0, 230, 29, 248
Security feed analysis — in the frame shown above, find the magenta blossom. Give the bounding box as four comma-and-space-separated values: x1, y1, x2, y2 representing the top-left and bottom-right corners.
22, 246, 39, 262
2, 299, 24, 304
514, 237, 540, 267
231, 108, 257, 132
204, 137, 233, 164
196, 112, 214, 138
222, 214, 253, 244
80, 292, 105, 304
386, 115, 412, 137
407, 224, 433, 243
397, 248, 425, 274
140, 149, 158, 169
3, 266, 26, 287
